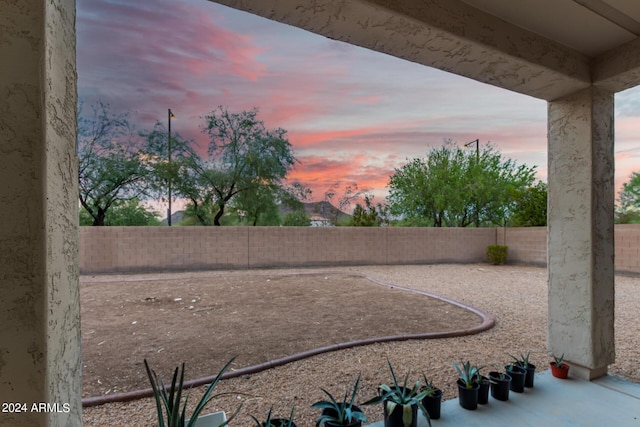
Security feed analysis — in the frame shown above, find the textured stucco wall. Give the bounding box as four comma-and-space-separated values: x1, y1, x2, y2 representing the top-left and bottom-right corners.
44, 0, 81, 425
0, 2, 48, 425
547, 87, 615, 379
212, 0, 591, 101
0, 1, 80, 426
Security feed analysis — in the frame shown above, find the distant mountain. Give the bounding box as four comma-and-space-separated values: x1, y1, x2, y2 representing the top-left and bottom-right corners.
161, 202, 350, 225
160, 210, 185, 226
281, 201, 350, 223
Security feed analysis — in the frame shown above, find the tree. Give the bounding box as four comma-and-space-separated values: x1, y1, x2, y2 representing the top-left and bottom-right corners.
78, 102, 147, 226
140, 122, 199, 219
616, 172, 640, 224
324, 182, 367, 225
351, 195, 388, 226
79, 198, 161, 226
282, 210, 311, 226
197, 107, 297, 226
279, 182, 312, 226
387, 141, 535, 227
231, 182, 282, 226
510, 181, 547, 226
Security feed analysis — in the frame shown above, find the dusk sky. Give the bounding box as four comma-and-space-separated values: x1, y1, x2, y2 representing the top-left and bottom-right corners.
77, 0, 640, 209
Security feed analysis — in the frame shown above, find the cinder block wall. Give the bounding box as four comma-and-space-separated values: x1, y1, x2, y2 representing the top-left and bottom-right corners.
80, 226, 495, 273
499, 225, 640, 274
500, 227, 548, 267
80, 227, 250, 273
615, 225, 640, 274
79, 225, 640, 274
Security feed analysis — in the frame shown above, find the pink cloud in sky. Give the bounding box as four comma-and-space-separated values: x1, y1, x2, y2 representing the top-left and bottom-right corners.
77, 0, 640, 210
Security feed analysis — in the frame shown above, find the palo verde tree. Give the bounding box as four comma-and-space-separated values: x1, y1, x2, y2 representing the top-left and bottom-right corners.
509, 180, 547, 226
79, 198, 161, 226
140, 121, 199, 217
232, 181, 313, 226
78, 102, 147, 226
616, 171, 640, 224
196, 107, 297, 226
351, 194, 388, 226
387, 141, 535, 227
323, 182, 367, 225
280, 182, 313, 226
230, 182, 282, 226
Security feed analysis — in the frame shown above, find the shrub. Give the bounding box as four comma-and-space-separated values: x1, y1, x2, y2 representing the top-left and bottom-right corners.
487, 245, 508, 265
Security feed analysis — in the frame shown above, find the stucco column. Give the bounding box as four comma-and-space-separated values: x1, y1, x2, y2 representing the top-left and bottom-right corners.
0, 1, 81, 426
547, 87, 615, 380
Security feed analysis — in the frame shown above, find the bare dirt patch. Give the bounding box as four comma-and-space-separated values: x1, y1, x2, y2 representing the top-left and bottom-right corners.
81, 271, 483, 397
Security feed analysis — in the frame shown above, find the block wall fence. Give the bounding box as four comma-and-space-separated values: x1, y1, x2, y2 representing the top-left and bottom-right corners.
79, 225, 640, 275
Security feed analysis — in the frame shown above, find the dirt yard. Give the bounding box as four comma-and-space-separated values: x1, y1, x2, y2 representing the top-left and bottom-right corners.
81, 270, 483, 398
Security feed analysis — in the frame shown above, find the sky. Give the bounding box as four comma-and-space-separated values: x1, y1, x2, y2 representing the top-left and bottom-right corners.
76, 0, 640, 209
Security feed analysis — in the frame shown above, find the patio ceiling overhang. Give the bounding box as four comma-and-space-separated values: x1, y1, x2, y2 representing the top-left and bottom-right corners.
212, 0, 640, 99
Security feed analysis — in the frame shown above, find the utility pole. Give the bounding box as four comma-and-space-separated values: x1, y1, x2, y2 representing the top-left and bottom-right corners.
168, 109, 175, 226
465, 138, 480, 227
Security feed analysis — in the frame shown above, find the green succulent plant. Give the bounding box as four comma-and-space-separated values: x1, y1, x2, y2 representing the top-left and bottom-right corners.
311, 374, 368, 426
250, 406, 296, 427
362, 359, 431, 427
552, 353, 565, 366
144, 357, 240, 427
509, 351, 532, 368
489, 372, 511, 382
420, 375, 440, 397
453, 360, 479, 389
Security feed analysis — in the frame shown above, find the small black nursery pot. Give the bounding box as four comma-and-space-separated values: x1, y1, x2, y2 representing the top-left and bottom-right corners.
505, 365, 526, 393
489, 371, 512, 401
457, 380, 479, 411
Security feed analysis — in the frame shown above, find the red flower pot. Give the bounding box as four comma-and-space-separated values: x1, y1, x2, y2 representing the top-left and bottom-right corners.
550, 362, 569, 379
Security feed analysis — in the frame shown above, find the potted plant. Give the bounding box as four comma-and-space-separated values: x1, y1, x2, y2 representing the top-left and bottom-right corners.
420, 375, 442, 420
250, 407, 297, 427
453, 360, 480, 410
505, 363, 526, 393
144, 357, 241, 427
509, 352, 536, 387
312, 374, 368, 427
488, 371, 512, 401
362, 360, 431, 427
550, 353, 570, 379
474, 367, 490, 405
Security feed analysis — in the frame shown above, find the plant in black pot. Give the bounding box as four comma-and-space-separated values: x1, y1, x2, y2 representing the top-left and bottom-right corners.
453, 360, 480, 410
420, 375, 443, 420
509, 352, 536, 388
488, 371, 512, 401
250, 407, 297, 427
144, 357, 241, 427
312, 374, 368, 427
474, 367, 490, 405
362, 360, 431, 427
505, 362, 526, 393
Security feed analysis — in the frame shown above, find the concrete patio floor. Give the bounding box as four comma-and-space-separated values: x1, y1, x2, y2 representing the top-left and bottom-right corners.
367, 370, 640, 426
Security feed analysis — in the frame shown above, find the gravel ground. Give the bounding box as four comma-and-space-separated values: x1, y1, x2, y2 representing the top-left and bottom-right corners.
81, 264, 640, 426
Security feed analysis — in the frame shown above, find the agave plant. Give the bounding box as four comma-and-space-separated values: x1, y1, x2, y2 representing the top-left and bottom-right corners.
453, 360, 479, 389
473, 365, 489, 383
420, 375, 440, 397
509, 351, 532, 368
311, 374, 368, 426
144, 357, 240, 427
551, 353, 565, 367
362, 359, 431, 427
250, 406, 296, 427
